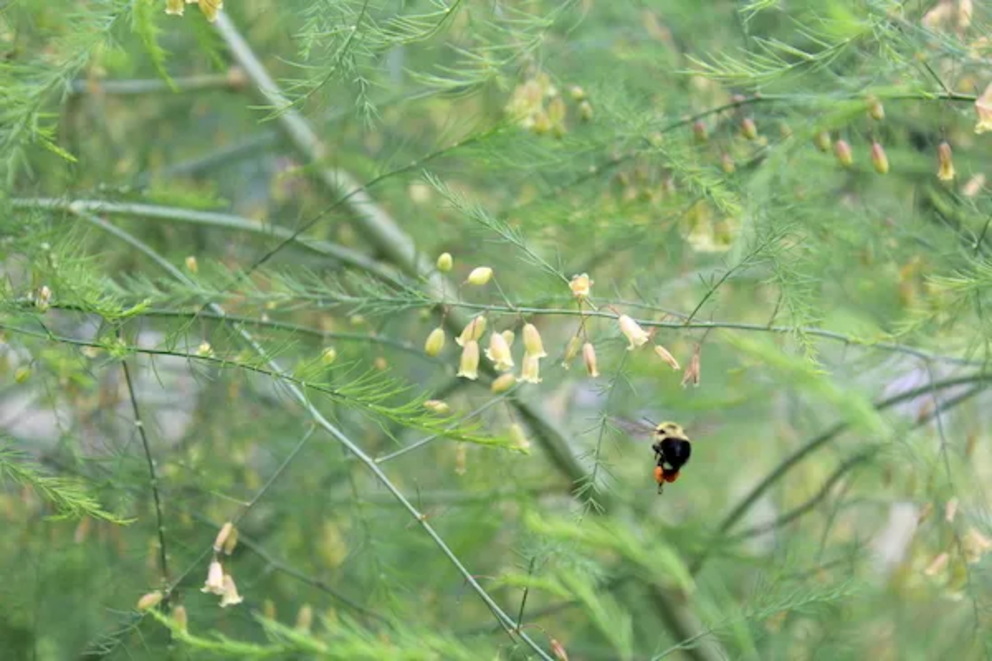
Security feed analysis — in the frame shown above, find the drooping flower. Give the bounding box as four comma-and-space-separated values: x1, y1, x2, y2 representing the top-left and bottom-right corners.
296, 604, 314, 632
321, 347, 338, 364
172, 605, 188, 634
681, 345, 701, 387
834, 139, 853, 168
201, 559, 225, 595
485, 332, 515, 371
617, 315, 649, 350
213, 522, 235, 553
197, 0, 223, 22
501, 329, 515, 347
937, 141, 955, 181
457, 340, 480, 380
569, 273, 593, 299
582, 342, 599, 378
867, 96, 885, 121
424, 327, 446, 356
219, 573, 243, 608
467, 266, 494, 286
456, 316, 487, 347
975, 82, 992, 133
740, 117, 758, 140
520, 353, 542, 384
653, 345, 681, 371
509, 423, 531, 451
185, 255, 199, 273
522, 323, 547, 358
165, 0, 185, 15
871, 142, 889, 175
814, 131, 831, 153
963, 527, 992, 564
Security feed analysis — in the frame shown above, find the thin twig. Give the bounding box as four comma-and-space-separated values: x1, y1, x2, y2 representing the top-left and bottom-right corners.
119, 346, 170, 591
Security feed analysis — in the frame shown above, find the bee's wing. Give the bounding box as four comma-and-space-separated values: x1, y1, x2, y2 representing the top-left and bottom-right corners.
609, 416, 657, 439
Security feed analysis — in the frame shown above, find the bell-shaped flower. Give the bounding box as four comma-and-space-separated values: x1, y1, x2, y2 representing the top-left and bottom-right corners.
618, 315, 649, 350
201, 559, 225, 595
485, 332, 515, 371
582, 342, 599, 378
522, 323, 547, 358
456, 316, 487, 347
520, 353, 542, 384
219, 573, 243, 608
457, 340, 480, 380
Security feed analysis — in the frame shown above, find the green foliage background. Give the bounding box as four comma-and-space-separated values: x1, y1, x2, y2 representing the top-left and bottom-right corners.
2, 0, 992, 659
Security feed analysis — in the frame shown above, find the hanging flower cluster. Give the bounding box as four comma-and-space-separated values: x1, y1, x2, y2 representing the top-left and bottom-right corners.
200, 522, 243, 608
165, 0, 223, 21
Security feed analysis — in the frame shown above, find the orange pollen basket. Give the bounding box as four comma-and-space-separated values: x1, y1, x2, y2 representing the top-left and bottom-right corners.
654, 466, 664, 484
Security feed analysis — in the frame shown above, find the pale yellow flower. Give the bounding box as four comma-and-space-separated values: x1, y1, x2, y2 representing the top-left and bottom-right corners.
963, 528, 992, 564
681, 345, 701, 387
165, 0, 185, 15
197, 0, 223, 22
219, 573, 243, 608
509, 423, 531, 451
201, 559, 225, 595
582, 342, 599, 378
213, 522, 234, 553
520, 353, 542, 384
485, 332, 515, 371
456, 316, 487, 347
653, 345, 681, 371
562, 336, 581, 369
501, 329, 515, 347
457, 340, 480, 380
423, 399, 450, 414
618, 315, 649, 350
172, 605, 188, 634
937, 141, 955, 181
522, 323, 547, 358
975, 82, 992, 133
569, 273, 593, 298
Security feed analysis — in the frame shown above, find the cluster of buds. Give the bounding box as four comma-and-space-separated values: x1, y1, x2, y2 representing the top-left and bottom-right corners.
165, 0, 223, 21
201, 522, 243, 608
504, 73, 593, 136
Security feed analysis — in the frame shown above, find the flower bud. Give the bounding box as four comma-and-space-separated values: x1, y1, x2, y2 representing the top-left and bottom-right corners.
582, 342, 599, 377
578, 101, 593, 122
924, 552, 949, 577
185, 255, 199, 273
814, 131, 831, 153
296, 604, 313, 632
424, 399, 451, 414
653, 345, 681, 370
937, 141, 955, 181
693, 120, 708, 143
456, 316, 486, 347
871, 141, 889, 174
740, 117, 758, 140
501, 329, 515, 347
14, 366, 30, 383
867, 97, 885, 120
35, 285, 51, 312
137, 591, 164, 611
522, 323, 547, 358
618, 315, 649, 350
569, 273, 593, 298
570, 85, 586, 101
321, 347, 338, 364
485, 332, 515, 371
424, 327, 446, 356
833, 139, 853, 168
213, 522, 234, 553
466, 266, 493, 286
165, 0, 184, 15
491, 373, 517, 393
454, 443, 467, 475
779, 122, 793, 139
457, 340, 480, 380
436, 252, 453, 272
551, 639, 569, 661
963, 173, 985, 197
975, 82, 992, 134
520, 353, 542, 384
720, 152, 736, 174
172, 605, 188, 634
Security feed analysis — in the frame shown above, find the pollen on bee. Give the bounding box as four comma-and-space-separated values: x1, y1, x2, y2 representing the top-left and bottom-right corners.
654, 465, 664, 484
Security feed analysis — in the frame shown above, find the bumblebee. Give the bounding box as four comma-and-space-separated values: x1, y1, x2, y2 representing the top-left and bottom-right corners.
652, 422, 691, 493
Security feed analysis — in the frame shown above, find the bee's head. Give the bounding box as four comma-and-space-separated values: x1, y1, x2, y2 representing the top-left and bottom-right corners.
654, 421, 688, 442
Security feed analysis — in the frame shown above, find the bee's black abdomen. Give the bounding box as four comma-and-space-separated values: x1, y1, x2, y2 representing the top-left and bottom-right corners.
658, 438, 691, 471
